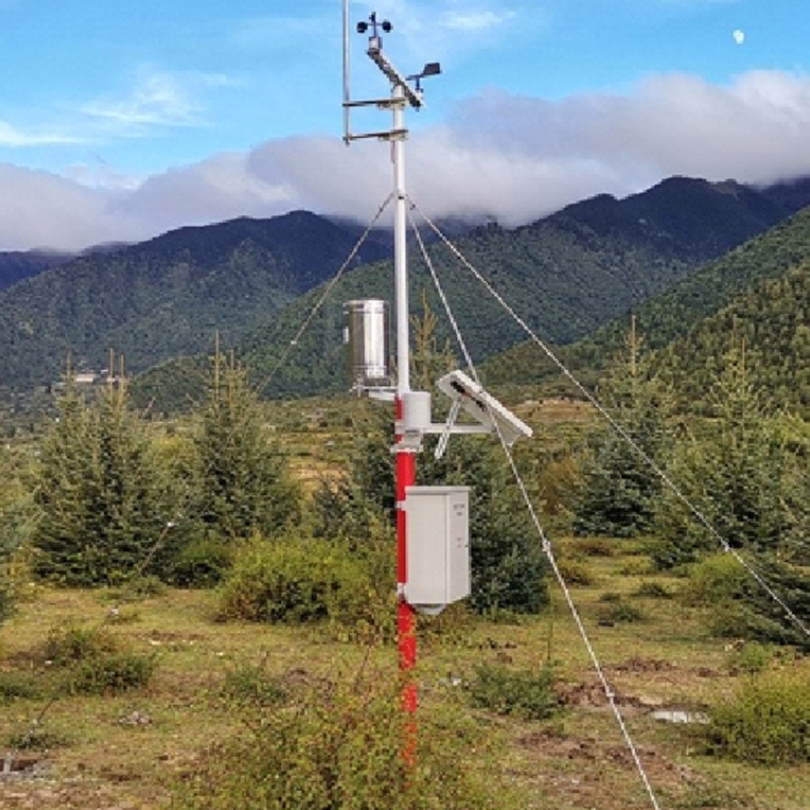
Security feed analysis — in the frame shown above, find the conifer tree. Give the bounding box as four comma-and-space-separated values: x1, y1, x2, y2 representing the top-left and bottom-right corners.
653, 339, 789, 568
191, 348, 300, 542
573, 319, 669, 537
1, 441, 36, 622
0, 483, 15, 623
32, 369, 171, 586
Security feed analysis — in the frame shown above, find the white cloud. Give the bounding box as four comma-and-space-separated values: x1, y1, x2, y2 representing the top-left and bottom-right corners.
65, 156, 142, 190
79, 68, 227, 134
364, 1, 532, 64
439, 10, 514, 32
437, 69, 810, 216
117, 152, 296, 233
0, 165, 137, 250
3, 68, 810, 251
0, 121, 82, 148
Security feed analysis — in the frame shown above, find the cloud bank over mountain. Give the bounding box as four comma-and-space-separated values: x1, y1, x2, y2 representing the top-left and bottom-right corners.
3, 69, 810, 251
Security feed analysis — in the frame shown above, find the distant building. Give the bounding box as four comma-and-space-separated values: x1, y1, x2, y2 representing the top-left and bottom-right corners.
73, 372, 97, 385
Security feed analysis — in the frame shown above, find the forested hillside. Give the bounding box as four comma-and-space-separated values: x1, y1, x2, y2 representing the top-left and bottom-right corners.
1, 175, 807, 406
0, 212, 391, 390
654, 259, 810, 411
0, 250, 73, 293
228, 176, 797, 402
486, 204, 810, 403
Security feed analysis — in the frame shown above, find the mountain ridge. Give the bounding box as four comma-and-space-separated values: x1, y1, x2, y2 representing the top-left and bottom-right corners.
2, 174, 810, 402
483, 204, 810, 407
0, 211, 391, 389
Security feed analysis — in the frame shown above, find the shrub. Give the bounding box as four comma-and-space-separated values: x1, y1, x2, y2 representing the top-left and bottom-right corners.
467, 662, 560, 720
707, 669, 810, 764
1, 524, 24, 626
169, 535, 234, 588
1, 543, 42, 605
40, 624, 156, 695
67, 651, 156, 695
217, 537, 393, 641
2, 461, 40, 620
681, 554, 810, 648
556, 558, 596, 586
0, 581, 12, 627
680, 554, 748, 608
6, 726, 71, 751
173, 668, 512, 810
599, 600, 647, 624
726, 642, 772, 675
619, 558, 655, 576
220, 661, 288, 709
42, 625, 119, 666
103, 575, 166, 603
632, 580, 673, 599
574, 537, 616, 557
0, 671, 46, 704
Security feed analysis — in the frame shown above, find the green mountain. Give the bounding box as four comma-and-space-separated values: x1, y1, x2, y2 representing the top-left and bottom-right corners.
654, 259, 810, 413
0, 211, 390, 390
759, 175, 810, 215
613, 205, 810, 351
487, 204, 810, 406
648, 211, 810, 412
230, 176, 796, 400
0, 250, 73, 293
1, 174, 807, 407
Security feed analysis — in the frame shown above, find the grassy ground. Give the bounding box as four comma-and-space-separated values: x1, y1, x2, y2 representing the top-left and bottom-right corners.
3, 539, 810, 809
2, 397, 809, 808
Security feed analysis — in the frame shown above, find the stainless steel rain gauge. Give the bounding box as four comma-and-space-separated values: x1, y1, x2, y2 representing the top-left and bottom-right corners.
343, 298, 391, 394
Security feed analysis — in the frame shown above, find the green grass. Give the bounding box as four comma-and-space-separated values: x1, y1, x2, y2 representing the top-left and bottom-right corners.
2, 545, 810, 809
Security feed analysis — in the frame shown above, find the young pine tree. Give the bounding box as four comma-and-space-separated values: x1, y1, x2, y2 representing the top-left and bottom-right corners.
653, 339, 790, 568
191, 349, 300, 542
0, 504, 14, 624
573, 319, 669, 538
0, 443, 35, 622
32, 374, 171, 586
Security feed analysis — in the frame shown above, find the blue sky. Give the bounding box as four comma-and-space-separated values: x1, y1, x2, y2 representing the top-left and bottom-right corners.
1, 0, 809, 249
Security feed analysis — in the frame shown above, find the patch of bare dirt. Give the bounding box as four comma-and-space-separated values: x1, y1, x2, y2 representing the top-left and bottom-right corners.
1, 759, 170, 809
610, 656, 676, 673
0, 781, 160, 809
519, 728, 686, 771
516, 728, 707, 807
556, 679, 659, 714
692, 665, 723, 678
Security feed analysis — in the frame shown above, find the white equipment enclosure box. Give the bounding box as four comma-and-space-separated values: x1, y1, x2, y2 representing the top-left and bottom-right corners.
404, 486, 470, 608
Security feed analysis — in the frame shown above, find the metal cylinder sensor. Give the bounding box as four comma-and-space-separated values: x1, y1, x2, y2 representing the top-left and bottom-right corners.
344, 299, 392, 391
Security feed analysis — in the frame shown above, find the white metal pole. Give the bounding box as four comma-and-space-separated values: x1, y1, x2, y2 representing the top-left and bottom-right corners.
342, 0, 351, 142
392, 83, 410, 395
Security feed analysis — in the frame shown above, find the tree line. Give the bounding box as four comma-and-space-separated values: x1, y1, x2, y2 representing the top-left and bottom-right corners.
0, 323, 548, 626
4, 315, 810, 647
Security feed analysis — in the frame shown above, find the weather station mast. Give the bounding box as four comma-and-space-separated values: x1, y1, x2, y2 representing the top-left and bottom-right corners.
341, 0, 532, 766
341, 4, 441, 750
